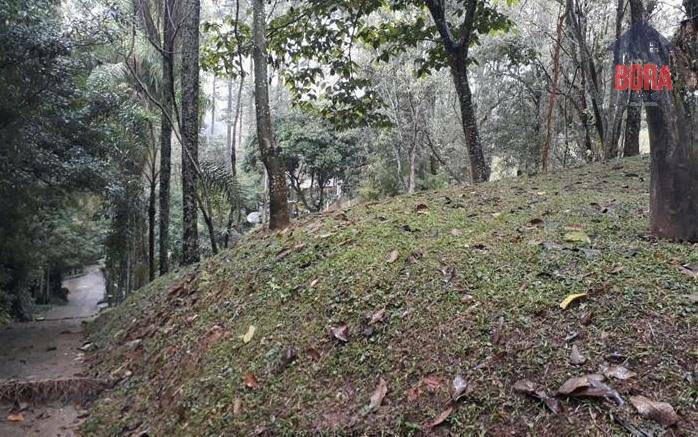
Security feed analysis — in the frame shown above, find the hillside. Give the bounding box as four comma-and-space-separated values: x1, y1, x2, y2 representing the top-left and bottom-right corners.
82, 157, 697, 436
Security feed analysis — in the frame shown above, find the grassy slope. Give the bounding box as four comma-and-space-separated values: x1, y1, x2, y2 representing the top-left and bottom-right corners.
83, 157, 697, 436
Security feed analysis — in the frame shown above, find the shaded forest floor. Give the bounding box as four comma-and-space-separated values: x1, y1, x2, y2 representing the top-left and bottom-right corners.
0, 265, 105, 436
83, 157, 696, 436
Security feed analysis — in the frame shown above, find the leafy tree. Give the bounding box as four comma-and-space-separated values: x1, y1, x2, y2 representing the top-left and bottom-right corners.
245, 111, 363, 212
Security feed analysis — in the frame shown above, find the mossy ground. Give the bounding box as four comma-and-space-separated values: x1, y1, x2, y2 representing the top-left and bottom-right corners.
82, 156, 696, 436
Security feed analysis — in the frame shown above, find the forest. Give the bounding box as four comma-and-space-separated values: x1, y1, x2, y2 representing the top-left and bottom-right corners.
0, 0, 696, 434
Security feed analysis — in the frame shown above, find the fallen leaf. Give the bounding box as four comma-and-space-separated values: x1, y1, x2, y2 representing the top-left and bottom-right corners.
559, 293, 587, 309
451, 375, 469, 401
306, 346, 321, 360
558, 374, 623, 405
450, 228, 463, 236
422, 375, 442, 389
513, 379, 561, 414
570, 345, 587, 365
369, 308, 386, 325
386, 249, 399, 263
331, 325, 349, 342
367, 378, 387, 412
309, 278, 319, 288
564, 230, 592, 244
243, 373, 259, 389
426, 406, 453, 428
603, 365, 636, 380
630, 395, 678, 426
679, 262, 698, 278
557, 374, 604, 395
415, 203, 429, 213
529, 218, 545, 227
579, 311, 593, 325
6, 413, 24, 422
241, 325, 256, 343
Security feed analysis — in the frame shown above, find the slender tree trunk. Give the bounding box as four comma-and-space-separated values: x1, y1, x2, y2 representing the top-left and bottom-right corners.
605, 0, 627, 158
449, 51, 490, 182
542, 8, 566, 171
407, 143, 417, 193
252, 0, 289, 229
226, 79, 234, 170
148, 168, 156, 282
648, 8, 697, 241
210, 75, 216, 136
180, 0, 200, 264
158, 0, 175, 275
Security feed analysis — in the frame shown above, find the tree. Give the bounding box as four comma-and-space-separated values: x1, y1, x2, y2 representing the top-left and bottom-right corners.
623, 0, 645, 158
648, 0, 697, 241
251, 0, 290, 229
180, 0, 201, 263
159, 0, 177, 274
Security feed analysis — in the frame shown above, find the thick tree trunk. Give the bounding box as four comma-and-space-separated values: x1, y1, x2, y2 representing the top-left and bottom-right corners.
623, 0, 645, 157
210, 75, 216, 135
648, 11, 697, 241
252, 0, 290, 229
449, 52, 490, 182
158, 0, 175, 275
180, 0, 200, 264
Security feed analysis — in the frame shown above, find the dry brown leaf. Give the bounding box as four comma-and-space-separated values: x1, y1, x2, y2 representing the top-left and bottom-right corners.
603, 365, 636, 380
451, 375, 469, 401
243, 373, 259, 389
331, 325, 349, 342
415, 203, 429, 213
629, 395, 678, 426
422, 375, 442, 390
386, 250, 399, 264
306, 346, 321, 361
309, 278, 319, 288
557, 374, 604, 395
570, 345, 587, 365
6, 413, 24, 422
407, 385, 423, 402
427, 406, 453, 429
513, 379, 562, 414
368, 378, 388, 412
369, 308, 386, 325
558, 374, 623, 405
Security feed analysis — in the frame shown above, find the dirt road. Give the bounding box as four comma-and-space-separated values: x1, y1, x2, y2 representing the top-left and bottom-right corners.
0, 265, 105, 436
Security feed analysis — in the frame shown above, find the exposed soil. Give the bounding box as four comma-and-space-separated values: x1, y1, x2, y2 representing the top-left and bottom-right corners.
0, 265, 105, 436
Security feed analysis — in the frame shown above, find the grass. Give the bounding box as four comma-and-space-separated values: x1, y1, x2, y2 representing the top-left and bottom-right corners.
82, 156, 697, 436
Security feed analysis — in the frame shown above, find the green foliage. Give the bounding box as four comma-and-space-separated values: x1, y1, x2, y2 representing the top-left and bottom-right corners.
244, 111, 364, 211
0, 0, 120, 318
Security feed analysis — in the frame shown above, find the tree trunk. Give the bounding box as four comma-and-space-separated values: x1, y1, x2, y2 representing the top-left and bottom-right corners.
148, 167, 156, 282
180, 0, 200, 264
226, 79, 234, 170
623, 0, 646, 157
449, 52, 490, 182
158, 0, 175, 275
648, 10, 697, 241
623, 103, 641, 156
210, 75, 216, 136
542, 8, 566, 171
252, 0, 290, 229
604, 0, 627, 158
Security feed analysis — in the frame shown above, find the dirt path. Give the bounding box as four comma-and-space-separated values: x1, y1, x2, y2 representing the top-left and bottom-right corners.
0, 265, 105, 436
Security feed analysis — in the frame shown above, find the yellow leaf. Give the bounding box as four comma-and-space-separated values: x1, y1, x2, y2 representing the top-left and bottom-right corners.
7, 413, 24, 422
564, 231, 591, 244
559, 293, 587, 309
241, 325, 256, 343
